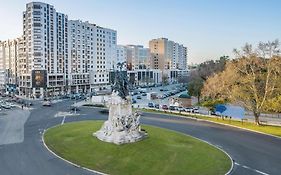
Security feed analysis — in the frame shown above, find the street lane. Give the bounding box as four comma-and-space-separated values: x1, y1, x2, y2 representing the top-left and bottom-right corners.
0, 100, 280, 175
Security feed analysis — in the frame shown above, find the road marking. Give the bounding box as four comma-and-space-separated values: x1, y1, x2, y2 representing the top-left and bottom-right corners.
61, 116, 66, 125
235, 162, 270, 175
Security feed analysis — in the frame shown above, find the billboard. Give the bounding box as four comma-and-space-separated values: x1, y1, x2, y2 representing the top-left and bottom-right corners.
215, 104, 245, 119
32, 70, 47, 88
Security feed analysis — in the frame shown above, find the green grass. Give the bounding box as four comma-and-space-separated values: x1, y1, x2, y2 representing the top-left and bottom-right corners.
140, 108, 281, 137
44, 121, 231, 175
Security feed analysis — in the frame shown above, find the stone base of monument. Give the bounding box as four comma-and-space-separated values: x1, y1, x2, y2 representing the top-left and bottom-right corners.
94, 92, 147, 145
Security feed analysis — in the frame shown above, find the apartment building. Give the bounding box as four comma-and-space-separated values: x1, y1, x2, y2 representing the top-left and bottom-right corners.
18, 2, 69, 98
125, 45, 150, 71
68, 20, 117, 92
116, 45, 127, 68
0, 38, 21, 92
149, 38, 188, 70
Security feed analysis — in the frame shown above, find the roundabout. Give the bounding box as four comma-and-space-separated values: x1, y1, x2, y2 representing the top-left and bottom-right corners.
44, 121, 232, 175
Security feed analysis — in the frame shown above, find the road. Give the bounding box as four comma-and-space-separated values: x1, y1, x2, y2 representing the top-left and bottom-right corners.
0, 99, 281, 175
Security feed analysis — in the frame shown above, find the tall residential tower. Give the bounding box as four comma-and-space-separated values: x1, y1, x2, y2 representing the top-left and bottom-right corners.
19, 2, 68, 98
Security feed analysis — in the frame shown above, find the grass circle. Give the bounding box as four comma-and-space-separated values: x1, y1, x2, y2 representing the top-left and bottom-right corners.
44, 121, 231, 175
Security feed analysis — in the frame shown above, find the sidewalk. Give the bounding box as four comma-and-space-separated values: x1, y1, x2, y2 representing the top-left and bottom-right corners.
0, 108, 30, 145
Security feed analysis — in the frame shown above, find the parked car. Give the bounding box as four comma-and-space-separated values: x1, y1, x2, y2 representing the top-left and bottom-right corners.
148, 102, 154, 108
1, 104, 11, 109
142, 93, 147, 96
136, 96, 142, 99
177, 106, 185, 112
154, 104, 160, 109
132, 99, 137, 104
162, 104, 168, 110
169, 106, 177, 111
185, 107, 193, 113
193, 108, 199, 113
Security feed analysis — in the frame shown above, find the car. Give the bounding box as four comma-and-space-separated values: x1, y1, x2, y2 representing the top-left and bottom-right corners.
148, 102, 154, 108
142, 93, 147, 96
160, 89, 164, 91
1, 104, 11, 109
185, 107, 193, 112
169, 106, 177, 111
154, 104, 160, 109
193, 108, 199, 113
162, 104, 168, 110
177, 106, 185, 112
132, 98, 137, 104
42, 101, 51, 107
211, 110, 217, 115
136, 96, 142, 99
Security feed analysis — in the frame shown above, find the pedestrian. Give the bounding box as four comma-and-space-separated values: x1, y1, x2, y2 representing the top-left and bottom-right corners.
22, 104, 24, 110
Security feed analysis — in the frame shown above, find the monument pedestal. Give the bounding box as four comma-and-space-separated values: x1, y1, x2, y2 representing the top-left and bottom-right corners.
94, 92, 147, 145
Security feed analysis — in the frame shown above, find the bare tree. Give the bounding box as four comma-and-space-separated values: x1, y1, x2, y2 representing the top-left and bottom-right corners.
202, 40, 281, 125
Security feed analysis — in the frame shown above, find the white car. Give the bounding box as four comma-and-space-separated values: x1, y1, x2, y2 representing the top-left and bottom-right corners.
185, 107, 193, 113
42, 101, 52, 107
177, 106, 185, 112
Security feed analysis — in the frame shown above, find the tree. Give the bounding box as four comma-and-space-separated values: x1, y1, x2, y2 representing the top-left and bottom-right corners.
187, 77, 203, 103
187, 56, 229, 103
197, 55, 229, 81
202, 40, 281, 125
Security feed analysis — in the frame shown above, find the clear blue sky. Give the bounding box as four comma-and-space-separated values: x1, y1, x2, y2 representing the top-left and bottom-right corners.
0, 0, 280, 64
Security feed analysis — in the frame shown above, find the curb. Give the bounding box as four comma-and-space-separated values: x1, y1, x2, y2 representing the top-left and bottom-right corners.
142, 108, 281, 140
188, 134, 234, 175
141, 124, 234, 175
42, 127, 108, 175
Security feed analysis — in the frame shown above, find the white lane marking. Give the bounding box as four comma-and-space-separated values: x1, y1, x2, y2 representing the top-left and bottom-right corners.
234, 162, 240, 166
61, 116, 66, 125
255, 170, 270, 175
235, 162, 270, 175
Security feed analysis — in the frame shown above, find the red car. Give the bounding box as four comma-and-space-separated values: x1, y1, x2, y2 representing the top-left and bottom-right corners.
162, 104, 168, 110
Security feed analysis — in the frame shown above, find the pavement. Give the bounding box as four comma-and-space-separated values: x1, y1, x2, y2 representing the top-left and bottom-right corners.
0, 99, 281, 175
0, 108, 30, 145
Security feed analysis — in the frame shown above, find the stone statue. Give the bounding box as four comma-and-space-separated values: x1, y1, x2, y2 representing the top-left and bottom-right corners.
94, 62, 147, 145
112, 62, 129, 99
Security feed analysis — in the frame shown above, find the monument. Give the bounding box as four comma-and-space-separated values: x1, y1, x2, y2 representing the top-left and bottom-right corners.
94, 62, 147, 145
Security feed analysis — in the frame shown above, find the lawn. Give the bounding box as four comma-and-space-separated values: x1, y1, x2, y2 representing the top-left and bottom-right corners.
140, 108, 281, 137
44, 121, 231, 175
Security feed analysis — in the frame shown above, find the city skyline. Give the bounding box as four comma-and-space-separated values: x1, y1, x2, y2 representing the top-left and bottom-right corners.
0, 0, 281, 64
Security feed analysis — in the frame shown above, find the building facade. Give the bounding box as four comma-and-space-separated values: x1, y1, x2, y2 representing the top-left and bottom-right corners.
68, 20, 117, 93
149, 38, 188, 71
116, 45, 127, 68
125, 45, 150, 71
1, 3, 189, 97
0, 38, 21, 92
19, 2, 69, 98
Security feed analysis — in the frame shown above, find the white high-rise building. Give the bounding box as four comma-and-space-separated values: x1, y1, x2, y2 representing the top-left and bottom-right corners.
0, 38, 21, 91
125, 45, 150, 71
68, 20, 117, 92
19, 2, 68, 98
116, 45, 127, 69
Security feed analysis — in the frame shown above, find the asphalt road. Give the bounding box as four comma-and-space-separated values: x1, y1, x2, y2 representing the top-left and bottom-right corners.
0, 99, 281, 175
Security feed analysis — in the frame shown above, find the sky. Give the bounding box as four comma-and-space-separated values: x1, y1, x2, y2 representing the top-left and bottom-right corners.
0, 0, 280, 64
